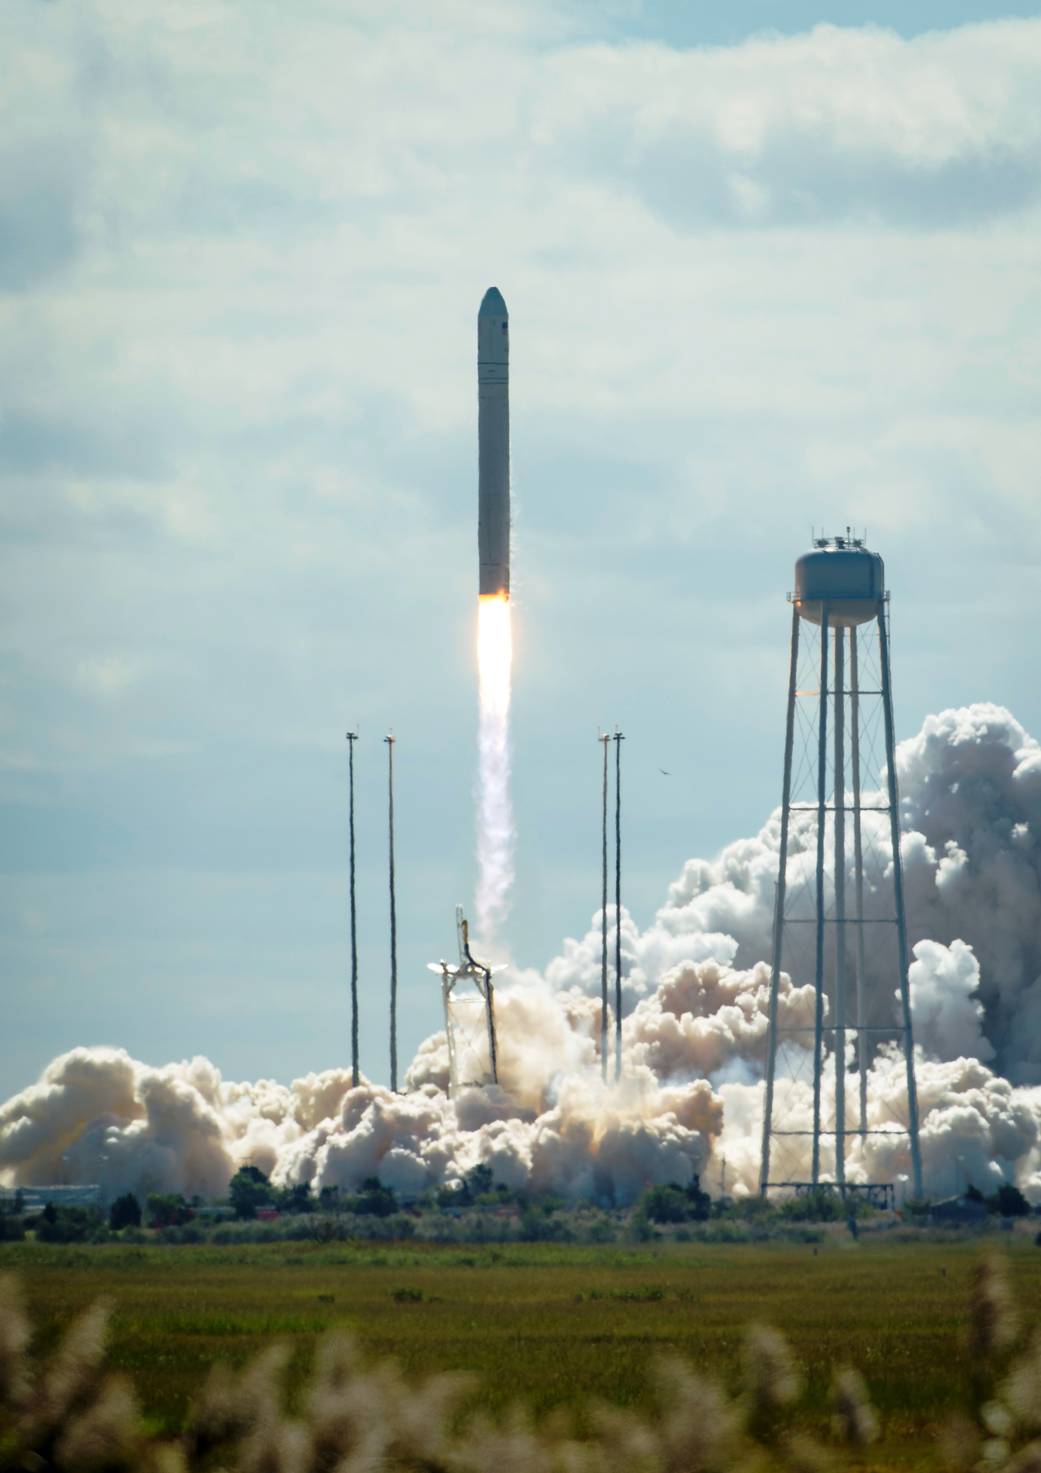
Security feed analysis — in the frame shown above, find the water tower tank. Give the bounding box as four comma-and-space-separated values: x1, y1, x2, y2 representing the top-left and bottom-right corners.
793, 536, 884, 627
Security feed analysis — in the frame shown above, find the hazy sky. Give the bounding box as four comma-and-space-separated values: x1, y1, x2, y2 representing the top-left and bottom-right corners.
2, 0, 1039, 1099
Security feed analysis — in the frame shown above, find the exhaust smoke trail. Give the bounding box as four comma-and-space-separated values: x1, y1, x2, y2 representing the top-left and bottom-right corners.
476, 594, 514, 944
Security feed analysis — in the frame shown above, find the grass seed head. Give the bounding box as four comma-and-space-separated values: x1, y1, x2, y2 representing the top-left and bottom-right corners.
452, 1408, 553, 1473
31, 1299, 112, 1436
970, 1257, 1019, 1364
742, 1324, 801, 1442
936, 1414, 980, 1473
54, 1373, 140, 1472
1002, 1332, 1041, 1435
590, 1405, 661, 1473
782, 1430, 834, 1473
830, 1367, 879, 1446
238, 1416, 312, 1473
1002, 1443, 1041, 1473
0, 1273, 31, 1409
185, 1343, 290, 1460
654, 1356, 740, 1472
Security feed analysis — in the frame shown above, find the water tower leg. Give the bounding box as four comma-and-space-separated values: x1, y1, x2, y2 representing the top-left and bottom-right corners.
877, 606, 924, 1200
811, 606, 830, 1188
833, 625, 847, 1189
759, 605, 800, 1196
849, 627, 869, 1138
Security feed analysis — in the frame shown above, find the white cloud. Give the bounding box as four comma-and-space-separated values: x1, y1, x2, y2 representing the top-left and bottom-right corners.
75, 654, 144, 698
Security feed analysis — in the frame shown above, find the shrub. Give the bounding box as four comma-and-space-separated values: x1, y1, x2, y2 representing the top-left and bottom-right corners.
640, 1175, 712, 1224
991, 1183, 1031, 1218
146, 1193, 193, 1228
157, 1223, 205, 1244
228, 1165, 276, 1220
777, 1189, 846, 1223
347, 1178, 398, 1217
519, 1206, 572, 1242
35, 1206, 106, 1243
279, 1182, 316, 1214
108, 1193, 142, 1231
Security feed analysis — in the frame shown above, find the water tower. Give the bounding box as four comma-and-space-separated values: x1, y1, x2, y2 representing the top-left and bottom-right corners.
758, 534, 923, 1199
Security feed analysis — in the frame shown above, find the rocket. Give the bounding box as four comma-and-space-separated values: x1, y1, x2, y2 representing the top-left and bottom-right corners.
478, 287, 509, 598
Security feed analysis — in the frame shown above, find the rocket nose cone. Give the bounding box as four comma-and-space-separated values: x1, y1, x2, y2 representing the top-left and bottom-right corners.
479, 286, 507, 317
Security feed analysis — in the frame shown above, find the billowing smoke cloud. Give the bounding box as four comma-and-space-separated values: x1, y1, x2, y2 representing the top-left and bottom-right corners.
550, 704, 1041, 1079
2, 703, 1041, 1205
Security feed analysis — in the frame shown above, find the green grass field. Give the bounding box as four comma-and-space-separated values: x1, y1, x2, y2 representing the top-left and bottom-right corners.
4, 1237, 1040, 1466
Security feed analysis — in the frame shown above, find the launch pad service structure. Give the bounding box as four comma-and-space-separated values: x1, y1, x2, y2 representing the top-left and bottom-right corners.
759, 535, 924, 1200
429, 908, 502, 1093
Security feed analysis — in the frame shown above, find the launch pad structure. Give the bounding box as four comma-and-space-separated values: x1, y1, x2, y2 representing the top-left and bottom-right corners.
759, 534, 924, 1200
429, 908, 502, 1093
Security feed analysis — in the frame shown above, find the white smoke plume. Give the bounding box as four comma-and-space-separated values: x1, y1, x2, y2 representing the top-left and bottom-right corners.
475, 597, 514, 945
2, 703, 1041, 1206
549, 705, 1041, 1077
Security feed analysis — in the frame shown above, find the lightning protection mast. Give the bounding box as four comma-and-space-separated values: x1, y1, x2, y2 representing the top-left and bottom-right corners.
385, 732, 398, 1093
599, 732, 611, 1083
758, 534, 923, 1201
346, 730, 360, 1087
613, 729, 625, 1082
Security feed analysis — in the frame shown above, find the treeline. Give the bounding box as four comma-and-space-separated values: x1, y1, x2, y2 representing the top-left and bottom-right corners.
2, 1167, 1035, 1246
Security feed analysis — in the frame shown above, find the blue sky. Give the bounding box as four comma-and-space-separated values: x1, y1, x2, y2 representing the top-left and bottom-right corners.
2, 0, 1039, 1099
601, 0, 1041, 45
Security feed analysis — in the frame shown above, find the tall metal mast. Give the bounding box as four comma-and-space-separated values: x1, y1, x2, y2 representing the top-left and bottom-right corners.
599, 732, 610, 1083
385, 732, 398, 1093
346, 730, 360, 1088
613, 730, 625, 1082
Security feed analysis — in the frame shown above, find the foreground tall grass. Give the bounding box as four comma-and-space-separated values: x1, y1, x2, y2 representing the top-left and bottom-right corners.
1, 1258, 1039, 1472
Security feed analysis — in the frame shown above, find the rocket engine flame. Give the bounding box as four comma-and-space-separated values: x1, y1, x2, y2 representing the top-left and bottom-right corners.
476, 594, 514, 944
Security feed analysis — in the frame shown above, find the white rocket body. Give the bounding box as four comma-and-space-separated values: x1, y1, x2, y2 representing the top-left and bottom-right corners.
478, 287, 509, 598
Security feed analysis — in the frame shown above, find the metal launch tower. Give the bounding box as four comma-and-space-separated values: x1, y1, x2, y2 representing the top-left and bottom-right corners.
429, 908, 502, 1093
759, 535, 924, 1199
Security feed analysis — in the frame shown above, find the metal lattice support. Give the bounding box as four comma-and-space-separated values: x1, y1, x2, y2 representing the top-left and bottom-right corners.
850, 630, 869, 1138
759, 537, 924, 1199
431, 908, 500, 1093
811, 608, 829, 1187
879, 607, 924, 1198
759, 606, 800, 1193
